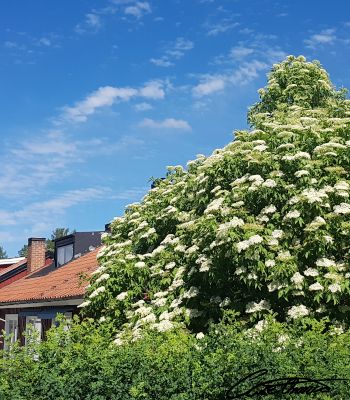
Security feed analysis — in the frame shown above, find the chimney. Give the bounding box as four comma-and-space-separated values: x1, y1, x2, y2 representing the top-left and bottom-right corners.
27, 238, 46, 273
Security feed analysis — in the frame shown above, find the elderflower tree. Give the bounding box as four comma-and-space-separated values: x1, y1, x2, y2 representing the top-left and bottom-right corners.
83, 56, 350, 343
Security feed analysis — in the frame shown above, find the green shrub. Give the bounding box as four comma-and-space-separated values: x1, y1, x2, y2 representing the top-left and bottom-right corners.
0, 317, 349, 399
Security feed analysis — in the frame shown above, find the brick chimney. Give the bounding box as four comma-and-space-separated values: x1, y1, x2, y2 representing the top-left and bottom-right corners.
27, 238, 46, 273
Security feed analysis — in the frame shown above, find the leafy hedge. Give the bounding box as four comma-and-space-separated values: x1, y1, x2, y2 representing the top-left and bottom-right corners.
0, 316, 349, 399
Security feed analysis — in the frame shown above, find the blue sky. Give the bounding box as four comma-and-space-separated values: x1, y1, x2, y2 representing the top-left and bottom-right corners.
1, 0, 350, 256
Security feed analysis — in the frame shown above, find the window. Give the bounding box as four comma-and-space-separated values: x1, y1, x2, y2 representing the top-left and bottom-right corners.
52, 312, 72, 330
57, 244, 73, 266
4, 314, 18, 350
25, 316, 42, 345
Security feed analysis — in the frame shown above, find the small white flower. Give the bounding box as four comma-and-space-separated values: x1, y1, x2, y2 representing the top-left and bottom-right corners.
334, 203, 350, 215
271, 230, 284, 238
78, 300, 91, 308
309, 282, 324, 291
291, 272, 304, 285
294, 170, 309, 178
329, 283, 341, 293
254, 320, 268, 332
304, 268, 319, 277
262, 179, 277, 188
245, 300, 270, 313
95, 273, 110, 284
287, 305, 309, 319
265, 259, 275, 267
183, 286, 199, 299
116, 291, 128, 301
316, 258, 335, 268
261, 205, 277, 214
89, 286, 106, 299
135, 261, 146, 269
196, 332, 205, 340
284, 210, 301, 220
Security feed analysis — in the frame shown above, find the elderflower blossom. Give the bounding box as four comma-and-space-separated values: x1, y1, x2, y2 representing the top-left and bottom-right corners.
284, 210, 301, 220
245, 300, 270, 313
183, 286, 199, 299
95, 273, 110, 284
329, 283, 341, 293
236, 235, 263, 253
261, 205, 277, 214
295, 170, 310, 178
291, 272, 304, 285
309, 282, 324, 291
262, 179, 277, 188
88, 286, 106, 299
205, 198, 225, 214
271, 229, 284, 238
135, 261, 146, 269
78, 300, 91, 308
287, 305, 309, 319
333, 203, 350, 215
116, 291, 128, 301
316, 258, 335, 268
304, 268, 319, 277
301, 188, 328, 204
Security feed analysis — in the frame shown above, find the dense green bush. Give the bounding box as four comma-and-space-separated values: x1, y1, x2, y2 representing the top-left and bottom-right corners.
0, 316, 349, 399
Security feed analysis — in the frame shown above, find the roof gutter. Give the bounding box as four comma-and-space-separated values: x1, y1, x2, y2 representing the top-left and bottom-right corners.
0, 298, 83, 309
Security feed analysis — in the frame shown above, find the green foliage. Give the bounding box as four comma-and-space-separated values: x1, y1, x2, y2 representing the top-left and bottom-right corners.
18, 244, 28, 257
0, 318, 349, 399
46, 227, 73, 253
0, 245, 8, 259
84, 55, 350, 342
248, 55, 347, 127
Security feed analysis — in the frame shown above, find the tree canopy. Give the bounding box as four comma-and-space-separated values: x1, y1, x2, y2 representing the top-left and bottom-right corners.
0, 246, 8, 259
84, 56, 350, 344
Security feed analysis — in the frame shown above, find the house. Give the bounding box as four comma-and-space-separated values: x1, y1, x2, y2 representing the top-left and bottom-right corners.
0, 232, 102, 349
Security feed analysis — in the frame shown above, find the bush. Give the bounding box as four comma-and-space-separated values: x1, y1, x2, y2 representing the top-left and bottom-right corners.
0, 317, 349, 399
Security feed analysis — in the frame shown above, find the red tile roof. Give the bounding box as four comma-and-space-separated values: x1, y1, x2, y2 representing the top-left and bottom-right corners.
0, 249, 99, 304
0, 258, 27, 277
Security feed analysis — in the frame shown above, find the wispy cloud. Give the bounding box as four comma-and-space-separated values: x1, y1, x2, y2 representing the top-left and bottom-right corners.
124, 1, 151, 19
192, 35, 287, 98
0, 188, 107, 227
60, 81, 165, 123
192, 77, 225, 97
150, 37, 194, 67
75, 13, 103, 34
134, 102, 153, 111
139, 118, 191, 131
205, 18, 239, 36
304, 29, 337, 49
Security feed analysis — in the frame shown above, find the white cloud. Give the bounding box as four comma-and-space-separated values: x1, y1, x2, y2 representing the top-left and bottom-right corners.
61, 81, 164, 123
75, 13, 102, 34
139, 118, 191, 131
38, 37, 51, 47
206, 19, 239, 36
230, 46, 254, 59
124, 1, 151, 18
192, 77, 225, 97
150, 37, 194, 67
150, 58, 174, 67
305, 29, 336, 48
0, 188, 107, 227
134, 102, 153, 111
139, 81, 165, 99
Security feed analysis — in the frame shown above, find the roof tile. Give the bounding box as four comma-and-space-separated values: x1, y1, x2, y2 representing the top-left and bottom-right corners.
0, 249, 99, 304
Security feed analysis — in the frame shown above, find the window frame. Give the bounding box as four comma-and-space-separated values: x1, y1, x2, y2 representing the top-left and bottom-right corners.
4, 314, 18, 350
